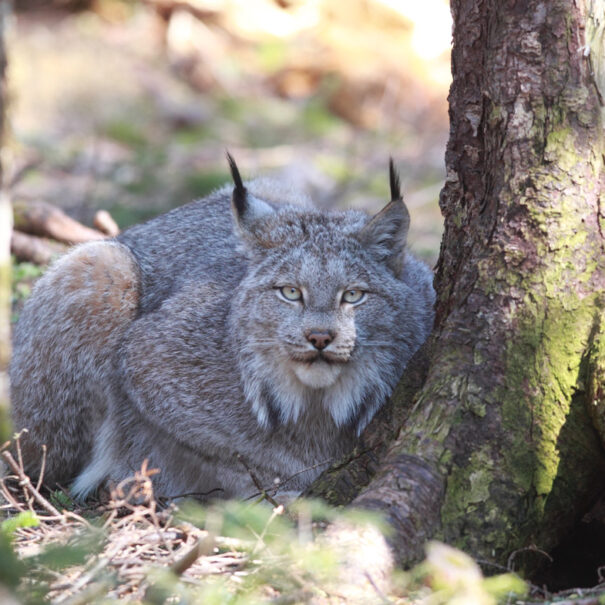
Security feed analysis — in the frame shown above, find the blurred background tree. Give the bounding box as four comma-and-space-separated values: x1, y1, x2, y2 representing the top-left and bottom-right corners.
0, 0, 10, 444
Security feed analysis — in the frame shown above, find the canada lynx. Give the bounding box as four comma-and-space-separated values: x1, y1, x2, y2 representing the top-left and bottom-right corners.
10, 157, 435, 501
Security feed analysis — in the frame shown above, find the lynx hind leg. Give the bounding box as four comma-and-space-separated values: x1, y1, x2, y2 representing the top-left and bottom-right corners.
10, 240, 140, 486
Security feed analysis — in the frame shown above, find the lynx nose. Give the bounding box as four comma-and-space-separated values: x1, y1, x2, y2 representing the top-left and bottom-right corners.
305, 330, 334, 350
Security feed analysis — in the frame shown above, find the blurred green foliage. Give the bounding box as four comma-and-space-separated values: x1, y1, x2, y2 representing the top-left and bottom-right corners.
0, 496, 533, 604
0, 513, 33, 590
102, 118, 149, 150
184, 171, 231, 199
10, 260, 44, 322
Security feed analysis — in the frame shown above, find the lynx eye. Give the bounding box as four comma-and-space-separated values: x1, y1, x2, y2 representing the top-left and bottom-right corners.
279, 286, 303, 302
342, 289, 365, 304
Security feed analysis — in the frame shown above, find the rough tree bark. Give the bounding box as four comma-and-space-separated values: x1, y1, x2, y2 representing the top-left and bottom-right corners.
0, 0, 10, 444
309, 0, 605, 575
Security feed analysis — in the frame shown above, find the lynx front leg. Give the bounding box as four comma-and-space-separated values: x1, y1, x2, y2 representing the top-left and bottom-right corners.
10, 241, 140, 487
99, 281, 245, 498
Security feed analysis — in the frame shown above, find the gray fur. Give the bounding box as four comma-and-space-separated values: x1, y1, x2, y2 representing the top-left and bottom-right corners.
10, 172, 435, 502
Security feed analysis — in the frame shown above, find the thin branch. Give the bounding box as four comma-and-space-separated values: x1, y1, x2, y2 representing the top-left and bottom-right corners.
364, 570, 393, 604
35, 444, 47, 493
237, 454, 280, 508
170, 533, 215, 576
243, 457, 335, 502
507, 545, 553, 571
1, 450, 62, 517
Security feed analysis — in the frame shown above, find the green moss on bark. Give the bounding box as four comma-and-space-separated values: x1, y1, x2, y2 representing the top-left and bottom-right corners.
501, 303, 596, 500
434, 105, 605, 564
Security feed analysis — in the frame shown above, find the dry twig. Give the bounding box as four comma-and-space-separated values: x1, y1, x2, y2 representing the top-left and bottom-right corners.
237, 453, 280, 508
1, 450, 61, 517
93, 210, 120, 237
13, 200, 106, 245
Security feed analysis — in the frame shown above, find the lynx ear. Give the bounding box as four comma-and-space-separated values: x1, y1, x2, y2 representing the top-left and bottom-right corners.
358, 161, 409, 275
227, 152, 274, 235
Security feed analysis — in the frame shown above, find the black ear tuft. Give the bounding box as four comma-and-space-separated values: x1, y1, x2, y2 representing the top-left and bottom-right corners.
227, 151, 247, 215
389, 157, 401, 202
227, 154, 276, 246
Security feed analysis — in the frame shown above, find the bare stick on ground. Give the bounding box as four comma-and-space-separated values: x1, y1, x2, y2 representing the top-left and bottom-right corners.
1, 449, 62, 517
13, 200, 106, 245
93, 210, 120, 237
10, 229, 67, 264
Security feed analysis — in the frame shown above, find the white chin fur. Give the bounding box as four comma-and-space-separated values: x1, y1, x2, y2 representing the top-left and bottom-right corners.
293, 361, 343, 388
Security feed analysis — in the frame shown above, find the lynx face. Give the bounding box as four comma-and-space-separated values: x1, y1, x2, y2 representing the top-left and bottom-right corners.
227, 165, 422, 433
278, 283, 379, 391
253, 249, 372, 390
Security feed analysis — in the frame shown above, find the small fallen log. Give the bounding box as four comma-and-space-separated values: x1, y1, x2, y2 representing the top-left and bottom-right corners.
11, 230, 67, 265
93, 210, 120, 237
10, 201, 120, 265
13, 200, 106, 245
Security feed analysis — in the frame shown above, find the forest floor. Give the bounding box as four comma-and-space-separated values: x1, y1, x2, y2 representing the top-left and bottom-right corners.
2, 444, 604, 604
5, 1, 605, 603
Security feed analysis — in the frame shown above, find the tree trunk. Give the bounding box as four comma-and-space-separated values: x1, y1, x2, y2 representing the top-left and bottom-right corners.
309, 0, 605, 575
0, 0, 10, 444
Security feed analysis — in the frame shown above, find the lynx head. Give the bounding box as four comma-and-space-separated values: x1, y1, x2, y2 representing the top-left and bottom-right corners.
227, 154, 432, 434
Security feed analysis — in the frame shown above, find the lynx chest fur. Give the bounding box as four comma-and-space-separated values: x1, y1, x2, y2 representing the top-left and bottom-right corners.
10, 159, 435, 502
